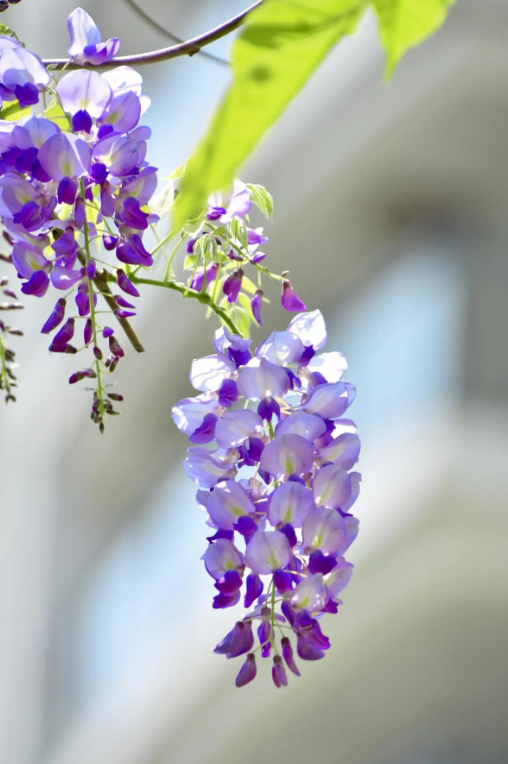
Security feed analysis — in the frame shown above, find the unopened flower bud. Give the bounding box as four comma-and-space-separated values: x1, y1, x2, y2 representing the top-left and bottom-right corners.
107, 392, 124, 402
272, 655, 288, 688
84, 318, 93, 345
108, 336, 124, 358
235, 653, 257, 688
281, 279, 306, 312
281, 637, 300, 676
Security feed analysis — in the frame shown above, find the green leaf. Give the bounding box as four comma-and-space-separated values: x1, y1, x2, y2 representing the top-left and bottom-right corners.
228, 218, 248, 249
43, 101, 70, 130
174, 0, 367, 229
231, 300, 253, 338
246, 183, 274, 220
150, 181, 176, 218
0, 101, 30, 121
184, 253, 199, 270
165, 163, 187, 180
239, 275, 260, 296
374, 0, 457, 77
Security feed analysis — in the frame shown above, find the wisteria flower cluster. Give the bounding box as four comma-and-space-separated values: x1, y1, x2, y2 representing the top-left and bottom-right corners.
173, 309, 361, 687
0, 9, 158, 429
0, 7, 307, 428
0, 4, 365, 691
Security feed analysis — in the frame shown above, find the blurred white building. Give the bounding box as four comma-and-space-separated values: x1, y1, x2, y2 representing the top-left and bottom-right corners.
1, 1, 507, 763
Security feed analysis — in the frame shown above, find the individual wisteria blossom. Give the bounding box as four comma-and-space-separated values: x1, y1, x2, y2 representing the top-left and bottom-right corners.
0, 10, 158, 430
68, 7, 120, 66
173, 309, 361, 687
0, 35, 49, 108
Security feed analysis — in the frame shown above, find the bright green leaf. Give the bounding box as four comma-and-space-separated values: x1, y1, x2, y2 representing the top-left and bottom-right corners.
246, 183, 274, 220
43, 101, 70, 130
0, 101, 30, 121
374, 0, 457, 77
174, 0, 367, 228
240, 275, 260, 296
231, 300, 253, 337
165, 163, 187, 180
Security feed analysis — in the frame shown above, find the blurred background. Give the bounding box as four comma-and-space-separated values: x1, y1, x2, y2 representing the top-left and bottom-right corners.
1, 0, 507, 762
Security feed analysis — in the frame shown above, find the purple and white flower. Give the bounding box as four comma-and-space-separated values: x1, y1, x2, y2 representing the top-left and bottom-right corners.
174, 309, 361, 687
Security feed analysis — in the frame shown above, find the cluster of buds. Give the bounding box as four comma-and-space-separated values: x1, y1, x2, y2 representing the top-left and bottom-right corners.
173, 310, 361, 687
0, 268, 23, 401
181, 181, 306, 335
0, 9, 157, 429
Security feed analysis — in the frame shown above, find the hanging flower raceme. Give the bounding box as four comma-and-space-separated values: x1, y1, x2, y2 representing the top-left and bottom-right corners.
180, 180, 306, 331
0, 10, 158, 430
173, 309, 361, 687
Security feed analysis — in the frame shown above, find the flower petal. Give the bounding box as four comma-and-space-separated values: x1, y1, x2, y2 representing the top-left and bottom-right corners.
300, 381, 350, 419
172, 392, 221, 437
291, 573, 327, 612
302, 506, 348, 554
268, 481, 315, 528
260, 434, 314, 479
245, 530, 291, 575
256, 330, 304, 366
190, 353, 236, 393
202, 538, 244, 580
208, 480, 256, 531
313, 463, 352, 509
237, 357, 290, 401
215, 409, 263, 449
287, 309, 327, 350
276, 411, 327, 442
306, 351, 348, 383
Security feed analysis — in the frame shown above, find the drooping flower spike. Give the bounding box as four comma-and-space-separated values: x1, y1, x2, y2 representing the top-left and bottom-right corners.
173, 310, 361, 687
0, 10, 159, 430
0, 8, 310, 440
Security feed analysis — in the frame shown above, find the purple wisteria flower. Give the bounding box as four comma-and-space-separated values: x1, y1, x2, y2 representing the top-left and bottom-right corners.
173, 309, 361, 687
68, 8, 120, 66
0, 37, 50, 108
0, 11, 158, 431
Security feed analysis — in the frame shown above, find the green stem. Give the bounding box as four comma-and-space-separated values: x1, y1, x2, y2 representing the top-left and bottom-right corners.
152, 227, 178, 259
81, 179, 105, 429
207, 222, 283, 282
0, 332, 10, 397
269, 577, 279, 654
130, 275, 244, 337
129, 229, 184, 281
184, 253, 202, 297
